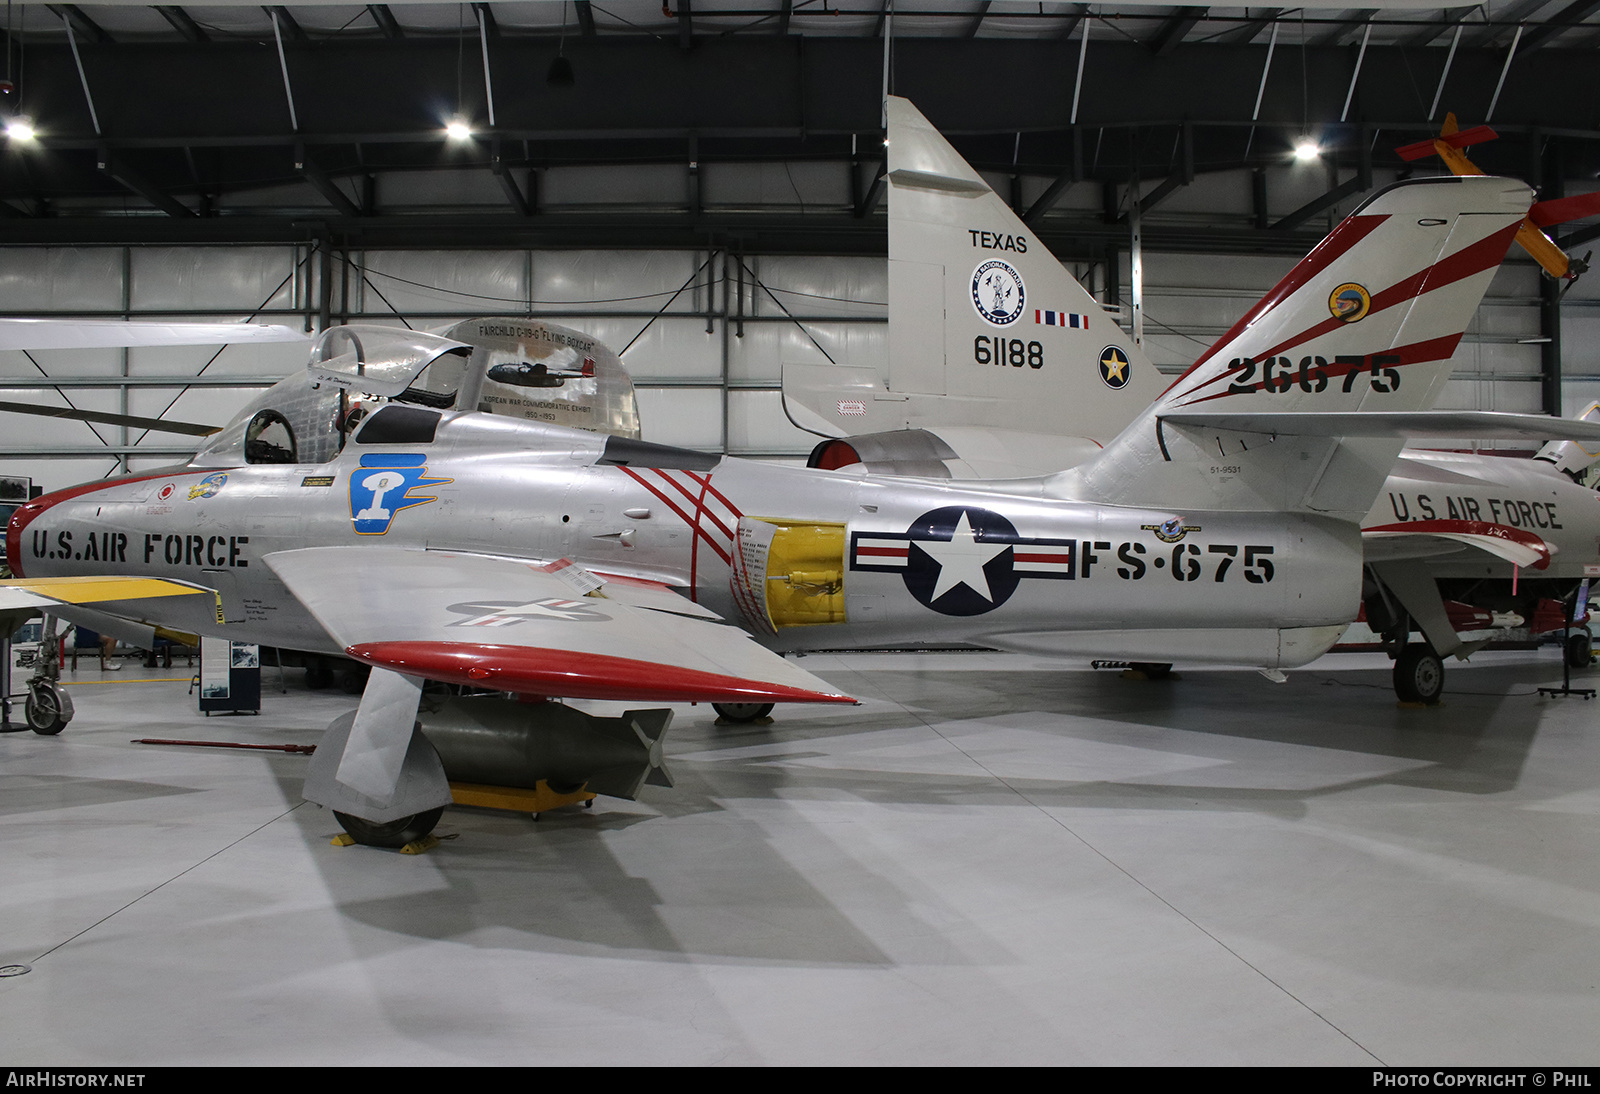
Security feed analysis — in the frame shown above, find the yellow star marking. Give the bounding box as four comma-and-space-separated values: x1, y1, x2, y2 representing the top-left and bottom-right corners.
1101, 349, 1128, 383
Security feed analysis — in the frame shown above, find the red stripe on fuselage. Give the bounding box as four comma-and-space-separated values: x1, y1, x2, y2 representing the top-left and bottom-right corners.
4, 471, 175, 579
614, 465, 733, 567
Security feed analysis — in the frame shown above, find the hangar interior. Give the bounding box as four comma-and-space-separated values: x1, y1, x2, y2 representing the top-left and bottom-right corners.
3, 0, 1600, 1067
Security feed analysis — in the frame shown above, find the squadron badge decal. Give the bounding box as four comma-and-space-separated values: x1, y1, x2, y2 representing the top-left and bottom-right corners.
1329, 282, 1371, 323
349, 453, 452, 535
971, 260, 1027, 327
851, 506, 1077, 616
1142, 517, 1202, 544
187, 472, 227, 501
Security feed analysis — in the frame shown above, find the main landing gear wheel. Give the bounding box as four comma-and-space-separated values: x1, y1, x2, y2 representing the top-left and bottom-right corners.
304, 663, 334, 690
332, 807, 444, 849
1393, 644, 1444, 705
1566, 631, 1593, 670
25, 682, 70, 735
713, 702, 775, 723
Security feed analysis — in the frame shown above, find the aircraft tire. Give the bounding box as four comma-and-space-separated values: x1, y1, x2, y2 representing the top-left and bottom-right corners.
305, 663, 334, 690
25, 682, 69, 735
1393, 645, 1444, 705
1566, 631, 1593, 670
333, 807, 445, 849
713, 702, 775, 723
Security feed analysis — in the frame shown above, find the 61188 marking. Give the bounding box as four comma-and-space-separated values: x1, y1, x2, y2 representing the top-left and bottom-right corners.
975, 336, 1044, 369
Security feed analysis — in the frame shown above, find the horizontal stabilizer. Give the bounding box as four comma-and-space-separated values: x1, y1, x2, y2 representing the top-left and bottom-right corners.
0, 319, 308, 352
1159, 410, 1600, 443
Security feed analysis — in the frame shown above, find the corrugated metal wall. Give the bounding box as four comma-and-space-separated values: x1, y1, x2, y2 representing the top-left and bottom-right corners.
1, 223, 1586, 495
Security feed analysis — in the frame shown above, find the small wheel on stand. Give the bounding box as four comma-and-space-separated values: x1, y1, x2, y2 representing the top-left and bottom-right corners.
1393, 644, 1445, 705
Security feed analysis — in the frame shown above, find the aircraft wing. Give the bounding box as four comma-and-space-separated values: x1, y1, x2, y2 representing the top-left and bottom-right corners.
1160, 410, 1600, 443
1363, 521, 1553, 569
0, 319, 308, 351
0, 576, 221, 641
263, 547, 857, 706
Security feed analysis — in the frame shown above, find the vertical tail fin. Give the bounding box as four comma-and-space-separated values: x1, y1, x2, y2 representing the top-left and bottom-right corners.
783, 97, 1164, 446
887, 96, 1165, 422
1075, 175, 1534, 516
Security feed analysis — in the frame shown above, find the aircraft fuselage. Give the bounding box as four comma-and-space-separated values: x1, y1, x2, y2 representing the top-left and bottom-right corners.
9, 409, 1370, 669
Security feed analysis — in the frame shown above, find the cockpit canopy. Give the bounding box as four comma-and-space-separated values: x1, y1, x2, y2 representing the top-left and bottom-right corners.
188, 318, 641, 469
307, 326, 473, 401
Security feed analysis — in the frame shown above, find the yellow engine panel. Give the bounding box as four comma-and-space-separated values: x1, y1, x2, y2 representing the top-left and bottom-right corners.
756, 520, 847, 627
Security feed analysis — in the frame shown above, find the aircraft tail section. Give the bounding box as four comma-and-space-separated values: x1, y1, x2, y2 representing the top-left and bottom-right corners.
887, 97, 1165, 423
783, 97, 1164, 448
1073, 175, 1534, 519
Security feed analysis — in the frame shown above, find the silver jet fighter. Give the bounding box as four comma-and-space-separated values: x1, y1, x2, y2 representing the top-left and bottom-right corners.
795, 97, 1600, 703
3, 175, 1547, 847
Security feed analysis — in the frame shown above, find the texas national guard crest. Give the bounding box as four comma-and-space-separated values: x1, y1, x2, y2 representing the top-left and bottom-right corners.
971, 260, 1027, 327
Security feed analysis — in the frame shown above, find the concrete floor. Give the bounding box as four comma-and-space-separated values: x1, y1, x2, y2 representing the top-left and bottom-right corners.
2, 648, 1598, 1066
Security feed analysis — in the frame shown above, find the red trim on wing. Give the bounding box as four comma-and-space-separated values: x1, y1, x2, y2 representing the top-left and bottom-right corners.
5, 472, 173, 578
1164, 214, 1388, 395
346, 641, 857, 705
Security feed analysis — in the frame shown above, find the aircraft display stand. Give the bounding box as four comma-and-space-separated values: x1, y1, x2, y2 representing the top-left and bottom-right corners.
1537, 582, 1595, 700
0, 633, 16, 732
197, 636, 262, 716
327, 782, 595, 854
449, 780, 596, 819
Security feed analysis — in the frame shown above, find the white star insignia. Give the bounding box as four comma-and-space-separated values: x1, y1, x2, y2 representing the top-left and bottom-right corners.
917, 511, 1010, 602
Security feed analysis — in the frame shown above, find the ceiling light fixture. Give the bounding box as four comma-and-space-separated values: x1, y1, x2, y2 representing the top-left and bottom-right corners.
445, 119, 472, 142
1293, 137, 1321, 162
547, 1, 575, 87
6, 116, 35, 142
